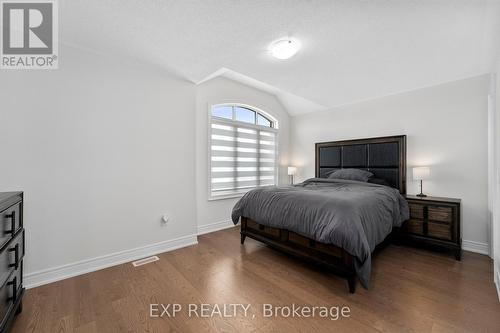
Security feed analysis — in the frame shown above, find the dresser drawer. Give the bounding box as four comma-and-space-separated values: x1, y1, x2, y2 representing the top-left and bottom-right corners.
409, 204, 424, 219
428, 206, 453, 224
427, 222, 452, 240
0, 203, 22, 249
405, 219, 423, 235
0, 261, 22, 329
0, 230, 24, 287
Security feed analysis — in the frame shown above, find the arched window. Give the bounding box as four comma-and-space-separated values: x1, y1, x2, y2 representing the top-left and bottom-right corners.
209, 104, 278, 199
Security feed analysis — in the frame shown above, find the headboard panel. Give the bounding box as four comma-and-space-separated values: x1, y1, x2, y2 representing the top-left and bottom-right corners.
315, 135, 406, 194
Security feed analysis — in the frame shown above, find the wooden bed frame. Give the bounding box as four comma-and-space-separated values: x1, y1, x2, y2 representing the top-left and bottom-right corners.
240, 135, 407, 293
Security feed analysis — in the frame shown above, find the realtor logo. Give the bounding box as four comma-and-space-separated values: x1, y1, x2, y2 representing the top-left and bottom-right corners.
1, 0, 58, 69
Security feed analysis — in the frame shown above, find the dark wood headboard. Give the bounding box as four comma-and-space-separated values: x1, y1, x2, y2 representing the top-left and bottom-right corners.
315, 135, 407, 194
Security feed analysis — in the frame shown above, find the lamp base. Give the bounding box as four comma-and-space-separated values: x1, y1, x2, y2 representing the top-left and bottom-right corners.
416, 180, 427, 198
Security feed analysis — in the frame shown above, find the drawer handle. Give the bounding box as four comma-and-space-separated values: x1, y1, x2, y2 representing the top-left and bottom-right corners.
4, 211, 16, 235
7, 276, 17, 302
9, 243, 19, 270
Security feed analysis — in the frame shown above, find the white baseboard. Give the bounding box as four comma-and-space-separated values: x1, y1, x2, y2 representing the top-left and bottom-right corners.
24, 234, 198, 289
462, 239, 490, 255
495, 270, 500, 303
23, 232, 490, 290
197, 219, 236, 235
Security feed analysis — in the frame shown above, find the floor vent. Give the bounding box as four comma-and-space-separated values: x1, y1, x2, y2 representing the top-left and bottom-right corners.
132, 256, 159, 267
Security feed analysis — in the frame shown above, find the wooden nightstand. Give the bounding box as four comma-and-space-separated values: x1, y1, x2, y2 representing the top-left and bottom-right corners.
403, 195, 462, 260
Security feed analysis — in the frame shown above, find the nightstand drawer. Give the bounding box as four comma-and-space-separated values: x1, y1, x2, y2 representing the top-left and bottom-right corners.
428, 206, 452, 223
404, 195, 461, 260
405, 219, 423, 235
427, 222, 452, 240
409, 204, 424, 219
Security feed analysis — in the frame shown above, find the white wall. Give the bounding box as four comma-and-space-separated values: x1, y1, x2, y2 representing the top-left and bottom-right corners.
291, 75, 490, 249
494, 64, 500, 298
0, 46, 198, 283
195, 77, 290, 233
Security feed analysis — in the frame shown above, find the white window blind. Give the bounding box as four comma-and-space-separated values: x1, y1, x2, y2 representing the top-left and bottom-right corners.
209, 110, 278, 199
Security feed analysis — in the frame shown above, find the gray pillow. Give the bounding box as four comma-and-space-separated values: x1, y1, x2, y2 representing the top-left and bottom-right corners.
327, 169, 373, 182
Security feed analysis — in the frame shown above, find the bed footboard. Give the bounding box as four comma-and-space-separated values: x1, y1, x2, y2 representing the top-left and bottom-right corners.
240, 217, 357, 293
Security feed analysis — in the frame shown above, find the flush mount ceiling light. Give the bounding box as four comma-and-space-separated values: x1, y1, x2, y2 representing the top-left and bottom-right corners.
269, 38, 301, 60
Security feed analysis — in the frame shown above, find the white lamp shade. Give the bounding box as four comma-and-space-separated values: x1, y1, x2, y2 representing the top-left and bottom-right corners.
287, 166, 297, 176
413, 166, 430, 180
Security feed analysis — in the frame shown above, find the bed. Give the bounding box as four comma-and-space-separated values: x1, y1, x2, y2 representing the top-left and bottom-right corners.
231, 135, 409, 293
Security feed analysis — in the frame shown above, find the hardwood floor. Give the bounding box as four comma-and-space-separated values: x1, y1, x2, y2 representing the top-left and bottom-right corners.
12, 227, 500, 333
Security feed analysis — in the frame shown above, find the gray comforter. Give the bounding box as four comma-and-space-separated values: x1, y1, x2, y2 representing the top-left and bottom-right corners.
231, 178, 409, 289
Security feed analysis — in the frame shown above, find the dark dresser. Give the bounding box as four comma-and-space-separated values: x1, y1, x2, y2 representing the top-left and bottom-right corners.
0, 192, 24, 333
403, 195, 461, 260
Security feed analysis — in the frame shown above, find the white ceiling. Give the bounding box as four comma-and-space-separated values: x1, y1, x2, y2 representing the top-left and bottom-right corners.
62, 0, 500, 115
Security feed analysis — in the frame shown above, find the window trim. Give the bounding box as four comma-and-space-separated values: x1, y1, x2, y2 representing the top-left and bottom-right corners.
208, 103, 279, 201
